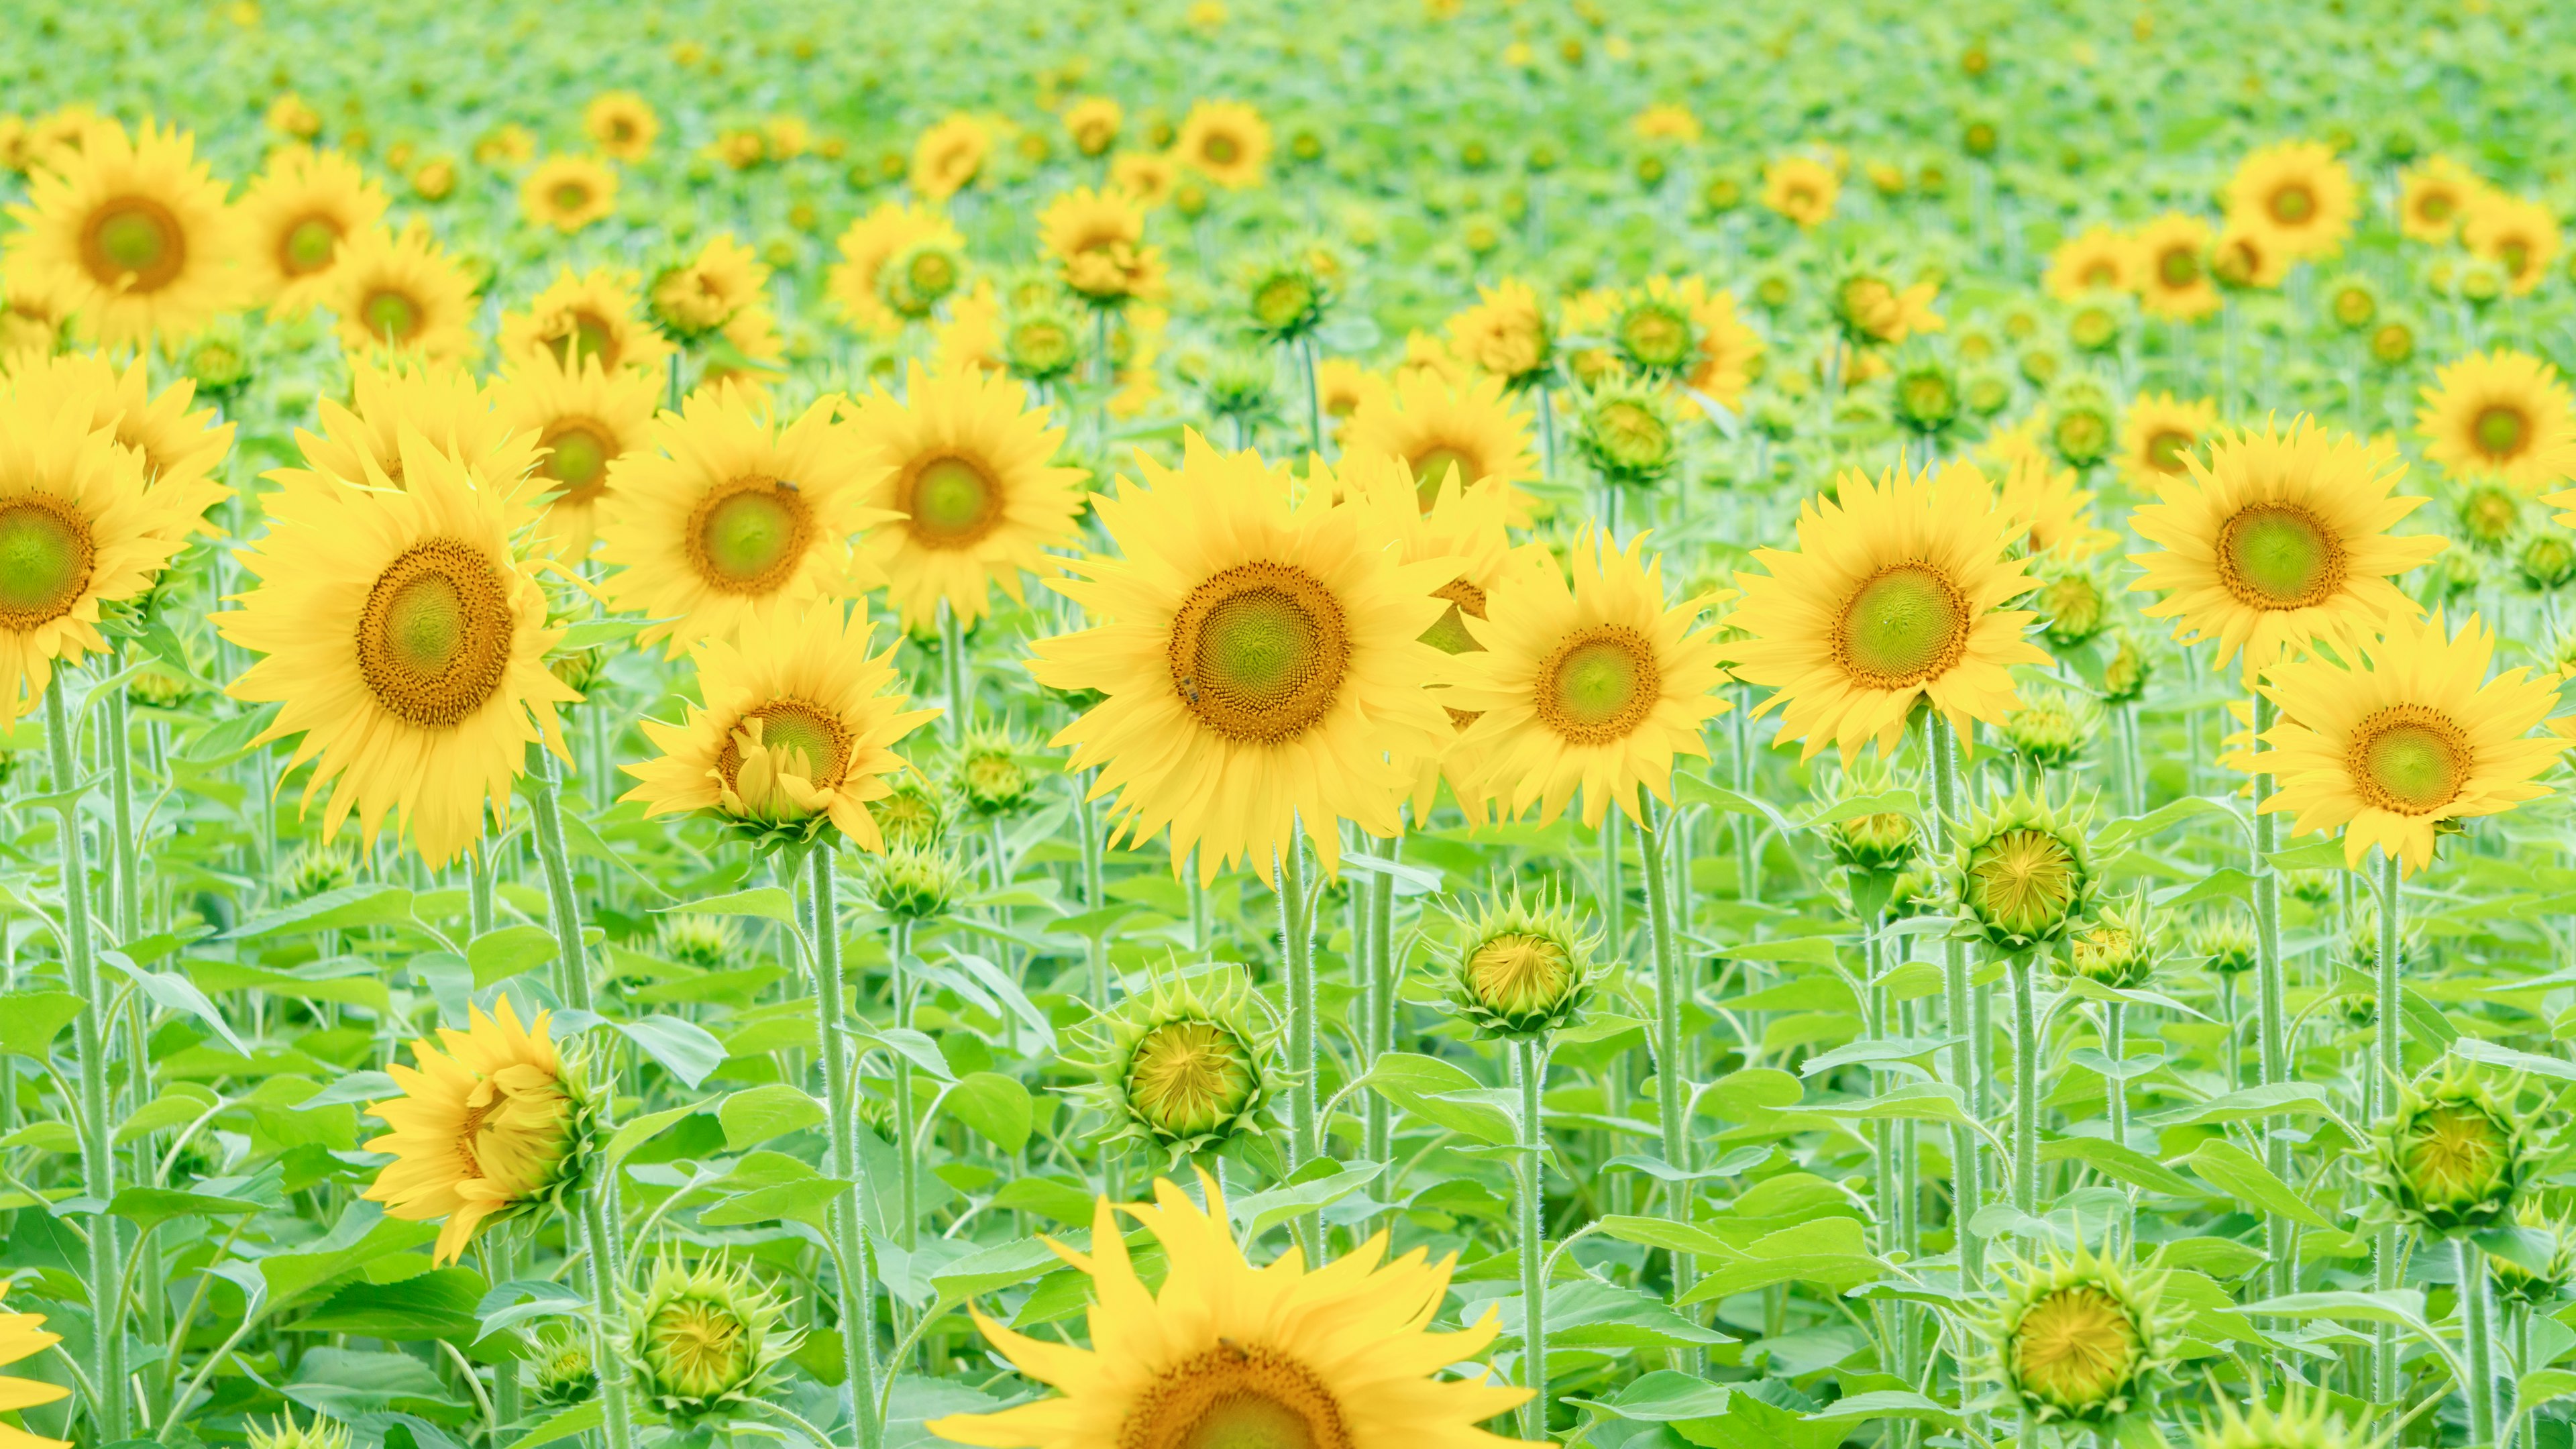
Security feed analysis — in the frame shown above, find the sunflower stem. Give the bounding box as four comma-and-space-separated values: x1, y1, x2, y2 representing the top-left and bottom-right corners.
939, 601, 970, 745
892, 917, 920, 1250
1075, 770, 1110, 1010
2009, 952, 2039, 1215
1515, 1036, 1550, 1442
2249, 689, 2294, 1304
1363, 834, 1397, 1183
2461, 1236, 2500, 1445
470, 835, 498, 940
1276, 831, 1323, 1258
529, 745, 595, 1016
1928, 714, 1986, 1292
2103, 1000, 2127, 1152
578, 1181, 641, 1449
2374, 846, 2404, 1403
1638, 798, 1695, 1303
810, 845, 884, 1449
1299, 333, 1324, 458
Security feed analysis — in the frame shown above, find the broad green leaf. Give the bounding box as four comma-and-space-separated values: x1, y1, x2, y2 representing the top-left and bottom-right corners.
720, 1084, 826, 1149
502, 1403, 603, 1449
225, 883, 415, 941
659, 887, 799, 924
108, 1187, 259, 1229
1563, 1370, 1735, 1423
2141, 1082, 2340, 1130
930, 1234, 1069, 1306
1350, 1052, 1514, 1145
1227, 1163, 1382, 1237
297, 1268, 486, 1339
1804, 1391, 1960, 1426
606, 1100, 708, 1167
941, 1071, 1033, 1154
990, 1177, 1100, 1226
2186, 1139, 2339, 1232
466, 925, 561, 986
0, 991, 83, 1061
612, 1014, 727, 1088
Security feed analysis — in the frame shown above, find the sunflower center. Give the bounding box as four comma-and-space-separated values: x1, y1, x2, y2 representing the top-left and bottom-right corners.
1409, 445, 1475, 506
2267, 182, 2316, 225
1202, 135, 1240, 166
2404, 1103, 2509, 1205
648, 1299, 748, 1397
1468, 932, 1572, 1018
552, 309, 620, 370
2215, 502, 2346, 610
81, 197, 186, 290
1168, 563, 1351, 745
2144, 429, 2194, 474
362, 287, 425, 343
1122, 1344, 1353, 1449
1419, 576, 1488, 655
1832, 563, 1970, 690
2082, 261, 2117, 287
2473, 405, 2529, 460
0, 497, 99, 633
2011, 1285, 2141, 1409
281, 214, 342, 276
553, 182, 590, 212
1535, 625, 1661, 745
717, 699, 853, 792
1126, 1020, 1256, 1138
2422, 193, 2455, 223
2348, 704, 2473, 816
541, 421, 614, 503
2501, 241, 2529, 275
1617, 303, 1693, 370
2157, 246, 2199, 288
354, 537, 515, 729
1968, 828, 2080, 939
904, 455, 1004, 549
686, 476, 814, 595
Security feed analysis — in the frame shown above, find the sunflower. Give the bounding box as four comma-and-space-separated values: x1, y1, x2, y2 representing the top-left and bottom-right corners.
1994, 452, 2116, 562
2, 117, 244, 350
584, 91, 658, 162
928, 1174, 1532, 1449
910, 114, 990, 202
826, 201, 965, 337
1444, 279, 1552, 388
1063, 97, 1122, 157
2416, 350, 2576, 493
2129, 419, 2443, 678
1761, 156, 1839, 227
2044, 226, 2138, 301
1315, 357, 1391, 441
1342, 370, 1540, 519
520, 155, 619, 233
1726, 460, 2047, 760
364, 997, 598, 1265
649, 233, 768, 339
2260, 610, 2566, 875
324, 222, 479, 365
7, 351, 233, 539
2463, 193, 2560, 297
2398, 156, 2485, 244
1039, 186, 1166, 305
2224, 141, 2356, 260
0, 269, 77, 363
236, 144, 387, 317
699, 304, 788, 399
2210, 224, 2290, 292
498, 267, 674, 377
495, 347, 661, 558
220, 444, 578, 867
1028, 434, 1457, 884
2114, 392, 2219, 490
1624, 275, 1764, 405
0, 1281, 68, 1449
598, 387, 890, 658
1109, 152, 1179, 209
1832, 272, 1943, 348
934, 280, 1006, 377
845, 364, 1087, 631
0, 396, 189, 729
624, 598, 939, 849
1174, 101, 1271, 189
276, 357, 539, 497
2132, 214, 2221, 321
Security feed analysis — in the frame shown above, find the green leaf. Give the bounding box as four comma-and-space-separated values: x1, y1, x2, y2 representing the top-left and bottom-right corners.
0, 991, 83, 1061
502, 1403, 603, 1449
1674, 1389, 1845, 1449
658, 887, 799, 924
1351, 1052, 1514, 1145
605, 1100, 708, 1167
2141, 1082, 2341, 1130
2453, 1038, 2576, 1083
2518, 1369, 2576, 1412
612, 1014, 726, 1089
1493, 1281, 1734, 1353
853, 1024, 959, 1082
297, 1268, 487, 1340
699, 1151, 850, 1230
2039, 1136, 2199, 1196
1564, 1369, 1735, 1423
2094, 796, 2243, 853
466, 926, 561, 987
1804, 1391, 1960, 1426
719, 1084, 827, 1150
260, 1201, 441, 1312
1593, 1215, 1740, 1260
990, 1177, 1100, 1226
1776, 1082, 1996, 1140
108, 1186, 259, 1229
1676, 1219, 1884, 1304
1226, 1163, 1382, 1237
115, 1084, 221, 1144
2153, 867, 2257, 909
2186, 1140, 2339, 1232
224, 883, 416, 941
930, 1235, 1068, 1307
941, 1071, 1033, 1154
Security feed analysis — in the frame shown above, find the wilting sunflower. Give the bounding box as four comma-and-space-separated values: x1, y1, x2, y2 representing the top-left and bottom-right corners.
520, 155, 617, 233
584, 91, 658, 162
2260, 610, 2565, 875
598, 388, 890, 657
2398, 156, 2484, 244
0, 1281, 69, 1449
1760, 155, 1838, 227
1342, 370, 1540, 519
1039, 186, 1165, 305
495, 347, 660, 557
648, 233, 767, 339
2224, 140, 2355, 259
910, 114, 990, 201
497, 267, 674, 378
1028, 435, 1457, 884
2463, 192, 2561, 296
0, 398, 189, 729
846, 363, 1089, 631
1994, 452, 2116, 561
1109, 151, 1179, 209
2416, 350, 2576, 494
236, 145, 386, 317
1727, 460, 2047, 760
7, 351, 234, 539
826, 201, 965, 337
364, 997, 599, 1265
1173, 100, 1271, 189
2044, 226, 2138, 301
324, 222, 479, 365
2, 117, 244, 350
624, 599, 937, 850
274, 356, 539, 497
1438, 528, 1729, 827
927, 1174, 1532, 1449
2129, 419, 2443, 678
2132, 214, 2221, 321
2115, 392, 2219, 491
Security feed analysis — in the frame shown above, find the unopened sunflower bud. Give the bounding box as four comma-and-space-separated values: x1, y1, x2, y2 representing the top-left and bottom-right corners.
249, 1413, 352, 1449
531, 1326, 599, 1409
2063, 892, 2159, 989
1004, 301, 1084, 385
951, 730, 1040, 820
1829, 811, 1920, 875
865, 841, 971, 922
286, 842, 358, 901
1439, 888, 1607, 1042
655, 914, 737, 971
1893, 361, 1962, 437
870, 775, 948, 849
2049, 384, 2116, 469
1574, 380, 1680, 487
2035, 570, 2110, 648
2490, 1204, 2576, 1307
2364, 1063, 2535, 1236
2189, 1385, 2377, 1449
879, 240, 964, 321
2004, 687, 2099, 771
2188, 914, 2257, 977
2516, 531, 2576, 592
1074, 969, 1274, 1160
1245, 262, 1330, 342
1953, 788, 2097, 954
2101, 631, 2152, 705
619, 1257, 796, 1424
1612, 293, 1697, 378
1980, 1238, 2176, 1426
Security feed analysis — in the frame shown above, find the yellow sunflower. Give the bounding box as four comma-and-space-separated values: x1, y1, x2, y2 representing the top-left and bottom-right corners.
934, 280, 1006, 377
2044, 227, 2138, 302
2260, 610, 2567, 875
276, 357, 539, 497
0, 268, 78, 364
910, 114, 990, 202
1315, 357, 1391, 441
2463, 193, 2560, 297
7, 351, 233, 539
1342, 370, 1540, 520
1634, 275, 1764, 405
598, 387, 890, 658
2210, 224, 2290, 292
1063, 97, 1123, 157
1727, 460, 2047, 760
1995, 452, 2116, 562
519, 155, 619, 234
324, 222, 480, 365
498, 266, 674, 377
1444, 279, 1552, 387
1040, 186, 1166, 305
1174, 101, 1271, 190
220, 443, 578, 867
2224, 141, 2356, 260
2416, 350, 2576, 493
1, 396, 189, 729
236, 144, 387, 317
1028, 434, 1457, 884
0, 1281, 70, 1449
584, 91, 659, 162
1108, 151, 1179, 209
649, 233, 768, 338
846, 363, 1089, 631
2, 117, 244, 350
2398, 156, 2484, 244
495, 346, 661, 558
1761, 156, 1839, 227
827, 201, 965, 337
2133, 214, 2221, 321
1396, 329, 1470, 389
928, 1174, 1532, 1449
2116, 392, 2220, 490
2129, 419, 2443, 678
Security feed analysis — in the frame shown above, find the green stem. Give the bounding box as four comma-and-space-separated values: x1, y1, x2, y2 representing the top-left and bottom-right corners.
2461, 1238, 2498, 1445
939, 603, 969, 746
1075, 772, 1110, 1009
1363, 836, 1397, 1176
1732, 690, 1758, 901
1638, 800, 1693, 1301
1515, 1037, 1549, 1442
1929, 715, 1985, 1291
527, 747, 594, 1014
1275, 833, 1321, 1256
578, 1183, 641, 1449
1601, 812, 1625, 961
489, 1233, 525, 1430
2010, 953, 2039, 1215
2375, 848, 2404, 1403
2103, 1002, 2127, 1154
810, 848, 884, 1449
891, 919, 919, 1250
470, 837, 498, 940
2250, 690, 2292, 1301
1299, 334, 1324, 458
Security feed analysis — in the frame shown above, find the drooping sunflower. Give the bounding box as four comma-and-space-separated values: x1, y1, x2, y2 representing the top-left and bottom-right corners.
1342, 370, 1540, 519
2398, 156, 2484, 244
2260, 610, 2565, 875
2463, 193, 2561, 297
1173, 100, 1271, 189
1994, 452, 2116, 562
497, 267, 674, 378
1438, 527, 1730, 828
520, 155, 618, 233
1761, 155, 1839, 227
1028, 435, 1458, 885
2115, 392, 2220, 491
220, 445, 579, 867
826, 201, 966, 337
0, 398, 190, 729
0, 1281, 70, 1449
648, 233, 767, 339
235, 144, 387, 317
624, 598, 938, 850
275, 356, 539, 496
1039, 186, 1166, 305
2416, 350, 2576, 494
910, 114, 990, 202
2043, 226, 2138, 302
2129, 419, 2443, 678
928, 1173, 1533, 1449
2132, 213, 2221, 321
494, 347, 661, 557
846, 363, 1089, 631
2, 117, 244, 350
1726, 460, 2048, 760
598, 387, 890, 657
323, 222, 480, 365
584, 91, 659, 162
2224, 140, 2356, 260
7, 351, 235, 539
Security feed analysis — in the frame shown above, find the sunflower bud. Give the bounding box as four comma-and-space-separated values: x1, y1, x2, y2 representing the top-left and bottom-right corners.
864, 841, 971, 922
2282, 869, 2335, 908
879, 239, 965, 321
285, 842, 358, 901
951, 730, 1040, 820
2003, 689, 2098, 771
2458, 483, 2522, 551
2364, 1063, 2536, 1236
1893, 361, 1962, 437
619, 1257, 796, 1424
531, 1326, 599, 1409
1439, 888, 1606, 1042
2101, 631, 2152, 705
2035, 570, 2110, 649
2325, 274, 2380, 333
2049, 384, 2116, 470
1612, 295, 1697, 378
2517, 531, 2576, 592
2062, 892, 2161, 989
2369, 318, 2416, 369
2188, 913, 2257, 977
1953, 788, 2097, 954
1075, 969, 1275, 1160
1979, 1239, 2175, 1426
870, 775, 948, 849
655, 914, 737, 971
2189, 1385, 2377, 1449
249, 1413, 352, 1449
2490, 1204, 2576, 1307
1574, 380, 1680, 486
1245, 262, 1330, 342
1004, 301, 1084, 385
2068, 300, 2123, 355
1200, 352, 1273, 421
1829, 812, 1920, 876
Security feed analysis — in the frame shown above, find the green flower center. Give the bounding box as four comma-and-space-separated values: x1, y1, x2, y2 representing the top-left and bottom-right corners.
2157, 246, 2200, 288
1536, 625, 1660, 745
541, 423, 614, 501
2269, 182, 2316, 225
1126, 1020, 1256, 1138
2402, 1102, 2510, 1208
2349, 704, 2472, 816
2216, 501, 2345, 610
1833, 563, 1969, 690
1201, 133, 1241, 166
2473, 405, 2529, 460
688, 477, 813, 594
1169, 562, 1350, 744
354, 537, 514, 728
1966, 826, 2081, 940
647, 1297, 749, 1399
0, 497, 97, 632
904, 455, 1002, 549
2011, 1285, 2143, 1414
2143, 429, 2195, 474
2422, 193, 2455, 223
552, 181, 590, 213
281, 215, 341, 276
1409, 445, 1476, 506
361, 286, 423, 343
1251, 273, 1318, 331
82, 197, 186, 290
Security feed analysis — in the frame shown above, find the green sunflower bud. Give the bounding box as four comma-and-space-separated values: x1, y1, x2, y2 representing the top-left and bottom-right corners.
870, 775, 948, 849
2035, 570, 2110, 648
2516, 531, 2576, 592
1574, 379, 1680, 487
286, 842, 358, 901
1893, 360, 1963, 437
248, 1413, 352, 1449
1201, 352, 1274, 421
2364, 1063, 2536, 1237
530, 1325, 599, 1409
2458, 483, 2522, 551
2068, 299, 2123, 355
2324, 275, 2380, 333
2003, 687, 2100, 771
1439, 888, 1607, 1041
655, 914, 737, 971
2189, 1385, 2379, 1449
2282, 869, 2335, 908
1952, 787, 2098, 955
879, 239, 965, 321
1964, 370, 2014, 418
1613, 296, 1697, 378
2049, 383, 2116, 470
2188, 913, 2257, 977
1073, 967, 1276, 1162
2100, 630, 2152, 705
1830, 811, 1921, 876
2490, 1203, 2576, 1307
951, 729, 1040, 820
1004, 299, 1084, 385
618, 1257, 796, 1424
1978, 1237, 2176, 1426
1244, 262, 1330, 342
2063, 890, 2161, 989
864, 841, 971, 922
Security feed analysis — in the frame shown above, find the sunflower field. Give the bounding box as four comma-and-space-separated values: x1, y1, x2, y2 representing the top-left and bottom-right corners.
12, 2, 2576, 1449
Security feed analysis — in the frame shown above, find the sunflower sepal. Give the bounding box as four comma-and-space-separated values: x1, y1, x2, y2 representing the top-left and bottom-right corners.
2360, 1061, 2539, 1238
1948, 786, 2100, 956
1435, 885, 1611, 1043
1068, 966, 1283, 1168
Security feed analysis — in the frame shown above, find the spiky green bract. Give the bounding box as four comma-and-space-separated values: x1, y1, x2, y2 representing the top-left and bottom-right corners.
531, 1325, 598, 1409
1436, 886, 1610, 1042
616, 1256, 797, 1425
2004, 686, 2101, 771
950, 725, 1042, 820
2363, 1061, 2538, 1238
2490, 1203, 2576, 1307
1571, 375, 1681, 488
1819, 753, 1920, 876
864, 840, 973, 922
1070, 967, 1278, 1166
2062, 889, 2163, 989
2189, 1384, 2385, 1449
1950, 786, 2100, 956
1976, 1235, 2177, 1427
2189, 912, 2258, 976
873, 772, 949, 849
